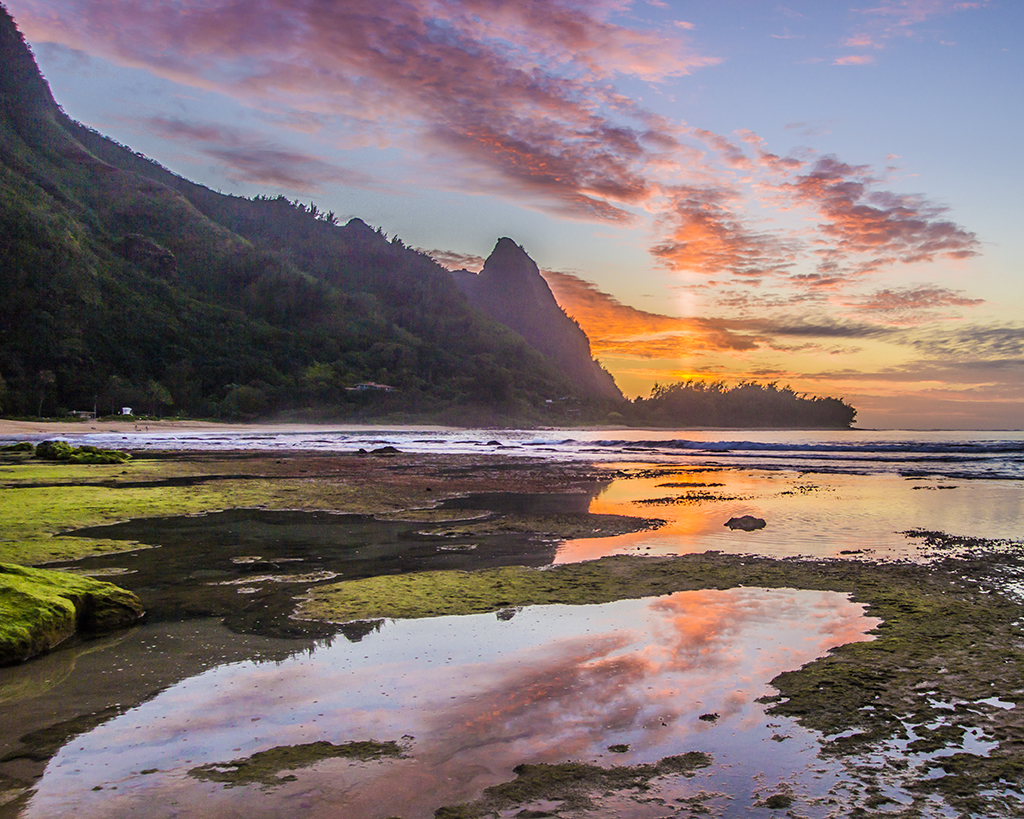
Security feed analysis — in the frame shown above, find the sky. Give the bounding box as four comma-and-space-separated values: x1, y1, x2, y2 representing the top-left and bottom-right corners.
7, 0, 1023, 428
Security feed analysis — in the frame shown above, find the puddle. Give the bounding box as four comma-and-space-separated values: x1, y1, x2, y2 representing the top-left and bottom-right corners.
13, 587, 880, 818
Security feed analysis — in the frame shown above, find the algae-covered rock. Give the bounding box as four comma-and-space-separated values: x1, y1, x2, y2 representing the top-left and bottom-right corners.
35, 440, 130, 465
435, 753, 713, 818
188, 739, 406, 787
0, 563, 145, 665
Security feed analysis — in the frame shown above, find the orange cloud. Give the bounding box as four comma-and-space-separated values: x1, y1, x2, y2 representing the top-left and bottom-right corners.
651, 186, 799, 280
782, 156, 980, 275
541, 268, 763, 359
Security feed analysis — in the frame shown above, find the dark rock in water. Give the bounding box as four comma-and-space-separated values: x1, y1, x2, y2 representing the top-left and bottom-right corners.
450, 238, 624, 404
371, 446, 401, 455
725, 515, 766, 531
698, 712, 720, 722
763, 793, 793, 809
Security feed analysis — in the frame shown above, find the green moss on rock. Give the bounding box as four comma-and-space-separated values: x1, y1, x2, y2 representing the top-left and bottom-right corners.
35, 440, 130, 465
188, 739, 406, 787
0, 563, 144, 665
434, 753, 712, 818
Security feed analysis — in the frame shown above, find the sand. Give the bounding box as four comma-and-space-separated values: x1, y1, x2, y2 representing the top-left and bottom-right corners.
0, 419, 454, 437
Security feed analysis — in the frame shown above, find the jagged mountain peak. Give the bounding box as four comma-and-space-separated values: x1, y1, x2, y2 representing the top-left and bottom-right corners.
451, 240, 624, 404
478, 237, 553, 300
484, 237, 530, 263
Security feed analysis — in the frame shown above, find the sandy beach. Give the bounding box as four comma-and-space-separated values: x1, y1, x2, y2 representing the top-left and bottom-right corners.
0, 419, 455, 437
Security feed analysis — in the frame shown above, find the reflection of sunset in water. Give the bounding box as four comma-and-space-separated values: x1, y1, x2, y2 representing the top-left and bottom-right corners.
557, 467, 1024, 563
24, 589, 878, 819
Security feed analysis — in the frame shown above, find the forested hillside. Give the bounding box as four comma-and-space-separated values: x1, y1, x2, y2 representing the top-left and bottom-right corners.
0, 5, 609, 423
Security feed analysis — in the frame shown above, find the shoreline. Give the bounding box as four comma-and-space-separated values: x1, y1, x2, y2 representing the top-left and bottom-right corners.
1, 448, 1022, 815
0, 419, 463, 437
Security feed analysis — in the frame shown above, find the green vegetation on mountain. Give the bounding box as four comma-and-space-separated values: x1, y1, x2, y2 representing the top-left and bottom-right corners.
0, 6, 607, 424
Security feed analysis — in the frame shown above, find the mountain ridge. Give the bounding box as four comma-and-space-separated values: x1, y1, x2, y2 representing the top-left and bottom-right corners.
0, 3, 621, 423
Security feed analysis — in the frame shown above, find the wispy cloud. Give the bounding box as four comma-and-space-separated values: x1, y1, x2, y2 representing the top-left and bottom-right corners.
833, 54, 876, 65
910, 323, 1024, 360
855, 0, 991, 29
420, 248, 486, 271
846, 285, 983, 325
845, 0, 991, 49
781, 156, 980, 276
15, 0, 718, 222
144, 117, 376, 192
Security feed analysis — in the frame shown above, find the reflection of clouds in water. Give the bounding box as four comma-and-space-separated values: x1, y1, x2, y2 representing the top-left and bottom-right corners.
424, 632, 653, 754
23, 589, 878, 819
416, 588, 877, 764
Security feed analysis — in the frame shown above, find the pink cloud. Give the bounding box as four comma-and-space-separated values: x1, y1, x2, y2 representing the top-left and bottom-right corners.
13, 0, 718, 222
144, 116, 377, 192
841, 34, 883, 48
692, 129, 751, 169
834, 54, 876, 65
781, 156, 980, 275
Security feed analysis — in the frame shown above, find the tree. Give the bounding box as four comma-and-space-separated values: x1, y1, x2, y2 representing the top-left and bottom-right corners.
146, 380, 173, 417
36, 370, 55, 417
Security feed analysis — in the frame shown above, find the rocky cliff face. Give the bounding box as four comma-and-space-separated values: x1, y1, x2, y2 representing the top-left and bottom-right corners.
451, 238, 624, 403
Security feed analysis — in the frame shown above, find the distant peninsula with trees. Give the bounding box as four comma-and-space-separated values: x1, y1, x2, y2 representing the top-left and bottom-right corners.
0, 5, 856, 429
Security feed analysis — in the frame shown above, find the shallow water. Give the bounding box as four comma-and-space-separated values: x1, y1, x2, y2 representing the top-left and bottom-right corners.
4, 429, 1023, 817
11, 589, 880, 819
6, 427, 1024, 478
59, 505, 572, 637
559, 467, 1024, 563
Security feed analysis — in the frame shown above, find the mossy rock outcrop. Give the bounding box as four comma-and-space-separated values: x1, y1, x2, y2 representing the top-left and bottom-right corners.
35, 440, 131, 465
0, 563, 145, 665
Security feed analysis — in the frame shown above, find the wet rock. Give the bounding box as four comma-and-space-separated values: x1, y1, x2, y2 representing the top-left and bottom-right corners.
725, 515, 766, 531
0, 563, 145, 665
763, 793, 793, 809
